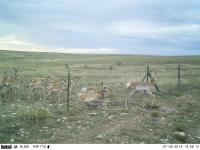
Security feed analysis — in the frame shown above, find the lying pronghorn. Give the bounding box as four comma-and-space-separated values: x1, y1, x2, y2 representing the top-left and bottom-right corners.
77, 86, 111, 108
126, 76, 156, 98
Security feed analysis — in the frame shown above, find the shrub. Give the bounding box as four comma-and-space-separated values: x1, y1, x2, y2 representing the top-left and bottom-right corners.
116, 61, 122, 66
109, 65, 113, 70
173, 91, 182, 97
17, 105, 51, 122
108, 93, 115, 99
151, 111, 160, 117
175, 122, 185, 132
144, 99, 160, 109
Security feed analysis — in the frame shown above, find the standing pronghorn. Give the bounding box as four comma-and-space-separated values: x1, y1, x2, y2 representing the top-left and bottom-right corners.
27, 77, 48, 100
126, 76, 156, 97
0, 70, 19, 98
44, 79, 66, 103
126, 76, 157, 108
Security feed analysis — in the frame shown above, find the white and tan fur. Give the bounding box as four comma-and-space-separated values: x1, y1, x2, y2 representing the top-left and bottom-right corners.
29, 78, 47, 88
0, 71, 19, 98
27, 78, 47, 100
44, 79, 66, 103
77, 86, 111, 106
1, 70, 19, 87
126, 76, 156, 97
28, 75, 65, 102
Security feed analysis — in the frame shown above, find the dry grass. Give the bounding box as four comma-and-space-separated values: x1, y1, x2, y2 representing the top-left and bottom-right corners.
0, 50, 200, 143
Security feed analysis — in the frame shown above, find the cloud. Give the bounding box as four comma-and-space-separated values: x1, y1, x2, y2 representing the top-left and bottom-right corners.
110, 20, 200, 38
108, 19, 200, 53
55, 48, 118, 54
0, 35, 118, 54
0, 0, 200, 55
0, 35, 32, 46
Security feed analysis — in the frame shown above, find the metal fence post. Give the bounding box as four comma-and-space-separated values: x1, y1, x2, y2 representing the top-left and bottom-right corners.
147, 65, 149, 82
67, 70, 70, 112
178, 63, 181, 87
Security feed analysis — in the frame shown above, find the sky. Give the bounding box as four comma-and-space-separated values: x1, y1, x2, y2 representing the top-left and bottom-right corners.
0, 0, 200, 55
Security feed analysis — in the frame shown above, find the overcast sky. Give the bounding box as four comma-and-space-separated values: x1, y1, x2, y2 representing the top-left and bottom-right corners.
0, 0, 200, 55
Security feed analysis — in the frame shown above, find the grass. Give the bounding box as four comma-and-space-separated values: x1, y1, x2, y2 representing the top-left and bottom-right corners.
16, 105, 51, 122
151, 111, 160, 117
144, 99, 160, 109
0, 50, 200, 143
120, 128, 137, 136
108, 93, 115, 99
175, 122, 186, 132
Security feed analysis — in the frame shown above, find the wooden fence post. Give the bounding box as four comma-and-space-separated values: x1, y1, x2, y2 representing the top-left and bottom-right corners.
67, 70, 70, 112
178, 63, 181, 87
143, 65, 160, 92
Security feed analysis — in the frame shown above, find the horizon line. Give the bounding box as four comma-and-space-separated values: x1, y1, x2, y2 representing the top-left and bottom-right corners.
0, 49, 200, 57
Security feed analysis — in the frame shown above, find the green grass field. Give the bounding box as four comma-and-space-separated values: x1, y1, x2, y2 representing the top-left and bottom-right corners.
0, 50, 200, 144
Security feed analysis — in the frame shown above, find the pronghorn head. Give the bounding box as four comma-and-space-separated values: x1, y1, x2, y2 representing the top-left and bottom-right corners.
100, 86, 112, 99
81, 87, 87, 93
102, 86, 112, 93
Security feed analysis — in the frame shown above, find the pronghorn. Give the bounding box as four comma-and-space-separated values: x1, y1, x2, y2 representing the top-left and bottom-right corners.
28, 77, 49, 92
125, 76, 157, 109
2, 70, 19, 86
126, 76, 156, 98
27, 77, 48, 100
29, 78, 47, 87
0, 70, 19, 98
77, 86, 112, 107
46, 75, 60, 83
44, 80, 66, 103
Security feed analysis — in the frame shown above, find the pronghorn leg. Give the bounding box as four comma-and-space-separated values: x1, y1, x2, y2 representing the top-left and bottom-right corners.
102, 100, 107, 110
30, 88, 35, 99
28, 88, 32, 99
144, 90, 147, 94
39, 88, 43, 100
130, 90, 136, 98
126, 89, 136, 109
76, 93, 84, 107
148, 91, 156, 97
125, 98, 128, 109
44, 91, 51, 101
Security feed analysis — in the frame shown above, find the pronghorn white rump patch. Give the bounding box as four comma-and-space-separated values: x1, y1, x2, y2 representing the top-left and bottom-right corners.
126, 82, 131, 88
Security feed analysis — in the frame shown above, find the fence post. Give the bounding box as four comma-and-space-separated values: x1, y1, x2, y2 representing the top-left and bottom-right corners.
67, 70, 70, 112
177, 64, 181, 87
147, 65, 149, 82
